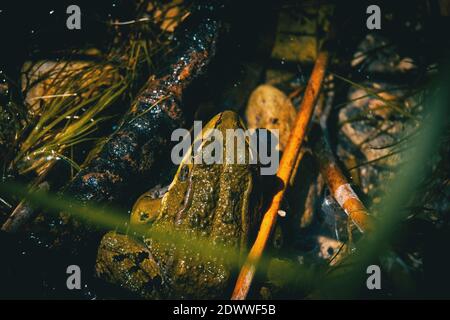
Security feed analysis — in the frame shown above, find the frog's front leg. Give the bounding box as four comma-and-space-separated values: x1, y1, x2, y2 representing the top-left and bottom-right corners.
95, 232, 165, 299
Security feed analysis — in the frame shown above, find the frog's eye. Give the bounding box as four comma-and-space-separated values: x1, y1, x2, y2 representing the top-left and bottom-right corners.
179, 165, 189, 182
139, 211, 150, 221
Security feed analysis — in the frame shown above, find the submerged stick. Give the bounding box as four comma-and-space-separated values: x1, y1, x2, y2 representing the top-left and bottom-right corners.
314, 133, 375, 233
231, 50, 329, 300
2, 161, 55, 233
1, 181, 49, 232
64, 18, 220, 205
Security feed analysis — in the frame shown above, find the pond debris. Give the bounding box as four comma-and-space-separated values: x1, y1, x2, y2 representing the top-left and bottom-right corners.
321, 194, 347, 240
277, 209, 286, 217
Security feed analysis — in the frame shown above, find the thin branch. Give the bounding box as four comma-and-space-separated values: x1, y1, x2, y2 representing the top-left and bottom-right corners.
314, 133, 375, 233
231, 49, 330, 300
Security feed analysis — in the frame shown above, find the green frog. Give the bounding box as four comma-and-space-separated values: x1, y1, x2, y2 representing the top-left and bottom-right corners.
95, 111, 261, 299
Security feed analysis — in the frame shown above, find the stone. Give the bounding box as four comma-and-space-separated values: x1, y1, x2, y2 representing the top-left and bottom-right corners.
245, 84, 297, 151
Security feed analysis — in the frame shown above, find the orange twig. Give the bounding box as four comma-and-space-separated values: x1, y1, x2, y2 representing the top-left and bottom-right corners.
231, 50, 329, 300
314, 133, 375, 233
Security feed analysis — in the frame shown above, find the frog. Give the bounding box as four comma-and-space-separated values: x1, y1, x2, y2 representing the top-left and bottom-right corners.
95, 110, 262, 299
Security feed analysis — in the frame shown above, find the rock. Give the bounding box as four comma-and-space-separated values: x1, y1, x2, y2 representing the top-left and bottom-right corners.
439, 0, 450, 16
337, 83, 418, 195
272, 34, 317, 64
351, 34, 416, 74
338, 32, 420, 196
245, 84, 297, 151
270, 4, 333, 64
339, 83, 416, 163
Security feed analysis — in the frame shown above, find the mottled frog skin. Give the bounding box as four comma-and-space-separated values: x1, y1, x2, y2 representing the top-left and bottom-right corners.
95, 111, 261, 299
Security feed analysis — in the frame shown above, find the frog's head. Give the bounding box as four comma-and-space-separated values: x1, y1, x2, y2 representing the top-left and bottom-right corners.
154, 111, 260, 248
